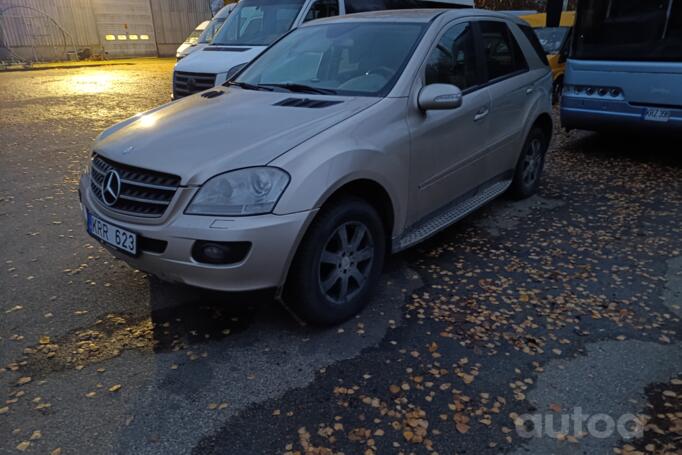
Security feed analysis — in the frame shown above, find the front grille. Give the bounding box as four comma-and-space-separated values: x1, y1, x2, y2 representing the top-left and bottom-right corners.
90, 154, 181, 218
173, 71, 216, 98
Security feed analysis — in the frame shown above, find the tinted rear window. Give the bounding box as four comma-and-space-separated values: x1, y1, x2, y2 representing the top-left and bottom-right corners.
480, 21, 529, 81
519, 23, 550, 64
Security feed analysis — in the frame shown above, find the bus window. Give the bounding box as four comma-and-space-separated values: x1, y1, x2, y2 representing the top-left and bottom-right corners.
573, 0, 682, 61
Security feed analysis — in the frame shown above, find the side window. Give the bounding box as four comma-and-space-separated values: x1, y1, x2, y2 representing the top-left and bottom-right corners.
304, 0, 339, 22
425, 22, 479, 90
518, 24, 549, 65
480, 21, 528, 81
345, 0, 385, 14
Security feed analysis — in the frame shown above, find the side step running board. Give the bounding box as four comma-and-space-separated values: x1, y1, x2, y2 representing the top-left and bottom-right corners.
393, 179, 512, 253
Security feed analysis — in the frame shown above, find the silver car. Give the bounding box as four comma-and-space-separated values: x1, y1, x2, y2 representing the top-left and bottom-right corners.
80, 9, 552, 325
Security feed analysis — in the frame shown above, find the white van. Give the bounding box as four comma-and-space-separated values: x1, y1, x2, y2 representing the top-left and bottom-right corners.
176, 4, 238, 61
172, 0, 473, 98
175, 20, 209, 60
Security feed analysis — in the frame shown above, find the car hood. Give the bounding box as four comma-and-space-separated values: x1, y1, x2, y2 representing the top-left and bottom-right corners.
95, 87, 380, 186
174, 45, 266, 74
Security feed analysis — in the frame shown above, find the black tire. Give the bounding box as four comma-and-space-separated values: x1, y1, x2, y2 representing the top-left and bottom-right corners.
509, 126, 549, 199
552, 78, 563, 105
285, 197, 386, 325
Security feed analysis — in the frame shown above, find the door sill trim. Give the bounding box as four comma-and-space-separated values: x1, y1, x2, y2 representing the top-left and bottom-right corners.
393, 178, 512, 253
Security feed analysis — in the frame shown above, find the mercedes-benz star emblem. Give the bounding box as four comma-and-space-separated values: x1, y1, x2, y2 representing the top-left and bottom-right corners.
101, 170, 121, 206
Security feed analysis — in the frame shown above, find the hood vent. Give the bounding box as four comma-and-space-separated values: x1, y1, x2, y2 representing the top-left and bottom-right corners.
201, 90, 224, 98
274, 98, 342, 109
204, 46, 251, 52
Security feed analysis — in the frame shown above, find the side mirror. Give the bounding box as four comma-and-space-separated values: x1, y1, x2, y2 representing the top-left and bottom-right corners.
418, 84, 463, 111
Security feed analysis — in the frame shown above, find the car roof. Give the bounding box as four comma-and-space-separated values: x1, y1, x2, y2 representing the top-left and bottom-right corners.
303, 8, 527, 26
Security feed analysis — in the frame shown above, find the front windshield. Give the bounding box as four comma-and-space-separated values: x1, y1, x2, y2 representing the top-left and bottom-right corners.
235, 22, 426, 96
534, 26, 569, 54
212, 0, 306, 46
185, 28, 204, 45
199, 18, 227, 43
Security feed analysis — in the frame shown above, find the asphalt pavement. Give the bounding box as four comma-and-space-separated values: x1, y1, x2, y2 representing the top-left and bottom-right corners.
1, 59, 680, 455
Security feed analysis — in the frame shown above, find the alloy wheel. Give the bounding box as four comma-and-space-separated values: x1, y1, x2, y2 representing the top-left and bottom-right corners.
318, 221, 375, 304
522, 137, 544, 186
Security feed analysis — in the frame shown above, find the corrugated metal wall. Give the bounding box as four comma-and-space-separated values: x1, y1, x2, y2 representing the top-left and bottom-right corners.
150, 0, 211, 45
0, 0, 99, 60
0, 0, 213, 60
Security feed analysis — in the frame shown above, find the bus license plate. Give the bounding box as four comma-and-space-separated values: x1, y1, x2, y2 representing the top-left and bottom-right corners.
87, 211, 137, 255
643, 108, 671, 123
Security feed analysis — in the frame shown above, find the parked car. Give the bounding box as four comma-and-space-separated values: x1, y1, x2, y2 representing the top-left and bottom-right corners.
520, 11, 575, 103
171, 0, 474, 98
81, 9, 552, 324
176, 21, 210, 60
176, 4, 238, 61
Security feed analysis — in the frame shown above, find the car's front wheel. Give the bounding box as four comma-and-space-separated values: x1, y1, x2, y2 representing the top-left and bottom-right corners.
285, 197, 385, 325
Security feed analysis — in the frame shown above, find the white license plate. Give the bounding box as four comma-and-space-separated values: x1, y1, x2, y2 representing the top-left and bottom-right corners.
87, 212, 137, 255
643, 108, 671, 122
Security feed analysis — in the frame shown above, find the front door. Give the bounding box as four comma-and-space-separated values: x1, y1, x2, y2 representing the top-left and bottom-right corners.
407, 21, 491, 223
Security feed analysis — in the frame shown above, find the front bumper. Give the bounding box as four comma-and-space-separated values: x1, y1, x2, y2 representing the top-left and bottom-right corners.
80, 176, 314, 292
561, 95, 682, 132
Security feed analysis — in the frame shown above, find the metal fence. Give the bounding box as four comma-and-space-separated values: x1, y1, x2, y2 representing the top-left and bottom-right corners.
0, 0, 212, 62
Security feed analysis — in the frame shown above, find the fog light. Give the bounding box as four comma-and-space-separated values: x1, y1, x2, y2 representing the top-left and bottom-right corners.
191, 241, 251, 265
610, 88, 620, 97
598, 88, 608, 96
585, 87, 594, 95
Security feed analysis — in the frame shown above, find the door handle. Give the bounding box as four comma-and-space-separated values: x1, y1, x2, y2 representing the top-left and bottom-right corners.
474, 107, 489, 121
526, 87, 534, 95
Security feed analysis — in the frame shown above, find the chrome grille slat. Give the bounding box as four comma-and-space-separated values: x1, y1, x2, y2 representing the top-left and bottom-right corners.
173, 71, 216, 99
89, 154, 180, 218
120, 178, 176, 191
118, 194, 170, 206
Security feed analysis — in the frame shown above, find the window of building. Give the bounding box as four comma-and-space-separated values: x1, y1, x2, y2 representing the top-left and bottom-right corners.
104, 35, 116, 41
140, 34, 150, 40
117, 34, 128, 40
129, 34, 139, 40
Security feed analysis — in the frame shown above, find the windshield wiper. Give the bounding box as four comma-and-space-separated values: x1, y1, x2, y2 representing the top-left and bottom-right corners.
263, 83, 337, 95
226, 81, 273, 92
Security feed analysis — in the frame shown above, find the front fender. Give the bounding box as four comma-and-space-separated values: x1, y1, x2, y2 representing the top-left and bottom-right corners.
273, 148, 408, 238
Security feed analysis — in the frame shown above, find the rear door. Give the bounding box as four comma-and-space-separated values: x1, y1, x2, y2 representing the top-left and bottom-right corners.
478, 20, 537, 179
407, 20, 491, 222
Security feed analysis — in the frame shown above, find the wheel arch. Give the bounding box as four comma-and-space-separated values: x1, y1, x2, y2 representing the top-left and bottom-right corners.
276, 177, 398, 297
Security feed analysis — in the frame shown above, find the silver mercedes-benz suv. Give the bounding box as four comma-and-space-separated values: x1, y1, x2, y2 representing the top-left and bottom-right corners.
80, 9, 552, 325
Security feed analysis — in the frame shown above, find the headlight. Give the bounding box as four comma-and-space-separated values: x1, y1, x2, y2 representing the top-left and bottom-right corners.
186, 167, 289, 216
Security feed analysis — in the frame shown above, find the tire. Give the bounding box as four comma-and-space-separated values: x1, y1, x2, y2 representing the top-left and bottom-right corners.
509, 126, 549, 199
552, 78, 563, 105
285, 197, 386, 325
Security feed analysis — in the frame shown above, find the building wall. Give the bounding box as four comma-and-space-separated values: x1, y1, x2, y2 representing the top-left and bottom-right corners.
150, 0, 211, 56
0, 0, 212, 61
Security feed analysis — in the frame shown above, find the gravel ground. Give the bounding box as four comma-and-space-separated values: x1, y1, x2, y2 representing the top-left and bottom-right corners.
0, 59, 680, 455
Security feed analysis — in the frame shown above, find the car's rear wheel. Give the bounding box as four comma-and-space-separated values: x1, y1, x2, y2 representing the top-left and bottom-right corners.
509, 126, 549, 199
285, 197, 385, 325
552, 77, 563, 104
